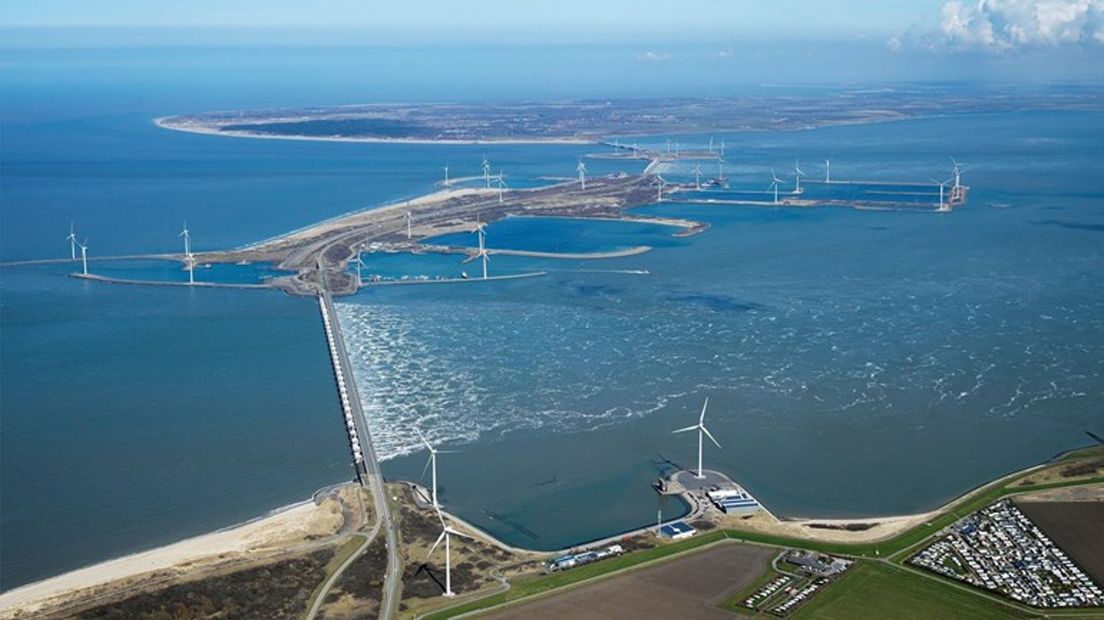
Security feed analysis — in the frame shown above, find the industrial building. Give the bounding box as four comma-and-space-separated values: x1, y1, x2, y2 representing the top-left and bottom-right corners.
659, 521, 696, 540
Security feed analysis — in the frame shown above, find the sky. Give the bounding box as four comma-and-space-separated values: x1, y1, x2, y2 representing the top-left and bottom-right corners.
1, 1, 1102, 83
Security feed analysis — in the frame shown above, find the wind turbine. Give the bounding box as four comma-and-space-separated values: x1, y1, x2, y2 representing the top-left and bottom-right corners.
496, 170, 508, 203
185, 252, 196, 284
427, 507, 473, 597
417, 430, 458, 509
692, 165, 703, 190
716, 159, 725, 184
719, 140, 726, 158
931, 177, 951, 212
65, 222, 78, 260
353, 245, 369, 287
768, 170, 783, 204
482, 156, 492, 189
793, 160, 805, 194
577, 159, 587, 190
674, 141, 680, 158
473, 221, 489, 279
78, 239, 89, 275
672, 397, 720, 479
708, 136, 714, 153
406, 211, 413, 239
950, 157, 966, 189
657, 177, 666, 201
443, 164, 450, 188
178, 222, 191, 256
824, 159, 831, 184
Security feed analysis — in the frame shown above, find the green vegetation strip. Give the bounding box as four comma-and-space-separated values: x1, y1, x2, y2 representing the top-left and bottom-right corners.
789, 561, 1041, 620
424, 532, 731, 619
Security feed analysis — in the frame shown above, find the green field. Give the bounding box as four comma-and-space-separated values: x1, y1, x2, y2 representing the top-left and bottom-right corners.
790, 562, 1040, 620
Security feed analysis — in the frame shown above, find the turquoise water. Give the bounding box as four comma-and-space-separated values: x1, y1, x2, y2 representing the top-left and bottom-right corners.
2, 48, 1103, 587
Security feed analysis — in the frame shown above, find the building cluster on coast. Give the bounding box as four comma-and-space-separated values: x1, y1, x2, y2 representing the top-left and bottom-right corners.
910, 499, 1102, 608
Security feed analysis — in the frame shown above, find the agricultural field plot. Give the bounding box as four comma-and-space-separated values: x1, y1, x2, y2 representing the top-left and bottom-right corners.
1015, 501, 1104, 586
480, 543, 773, 620
790, 562, 1041, 620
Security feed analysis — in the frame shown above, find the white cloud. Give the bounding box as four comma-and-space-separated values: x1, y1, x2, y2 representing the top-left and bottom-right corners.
940, 0, 1104, 50
637, 50, 671, 62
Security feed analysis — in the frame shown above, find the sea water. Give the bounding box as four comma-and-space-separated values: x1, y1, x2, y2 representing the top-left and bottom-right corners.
2, 46, 1102, 587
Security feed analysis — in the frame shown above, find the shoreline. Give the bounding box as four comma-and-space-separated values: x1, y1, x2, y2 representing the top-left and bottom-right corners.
153, 118, 596, 145
8, 444, 1097, 614
0, 485, 359, 616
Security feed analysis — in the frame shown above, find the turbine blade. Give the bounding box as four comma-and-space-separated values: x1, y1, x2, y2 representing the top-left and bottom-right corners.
420, 454, 433, 482
446, 527, 474, 540
699, 397, 710, 424
701, 425, 721, 448
672, 425, 698, 434
427, 530, 446, 558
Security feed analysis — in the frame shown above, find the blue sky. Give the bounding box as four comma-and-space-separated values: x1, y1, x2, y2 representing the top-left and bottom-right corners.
2, 1, 1102, 83
3, 1, 943, 38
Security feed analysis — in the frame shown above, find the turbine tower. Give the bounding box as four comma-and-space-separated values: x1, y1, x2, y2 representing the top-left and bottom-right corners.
768, 171, 783, 204
473, 221, 489, 279
78, 239, 89, 275
950, 157, 966, 189
657, 177, 665, 201
179, 222, 191, 256
482, 156, 492, 189
427, 507, 473, 597
417, 430, 458, 509
496, 171, 508, 203
65, 222, 78, 260
719, 140, 726, 158
793, 160, 805, 194
931, 177, 951, 212
708, 136, 714, 153
185, 252, 196, 284
577, 160, 587, 190
406, 211, 413, 239
692, 165, 703, 190
672, 397, 720, 479
443, 164, 450, 188
824, 159, 831, 184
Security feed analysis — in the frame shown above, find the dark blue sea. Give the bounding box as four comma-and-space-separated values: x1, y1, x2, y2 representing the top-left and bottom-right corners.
2, 47, 1102, 590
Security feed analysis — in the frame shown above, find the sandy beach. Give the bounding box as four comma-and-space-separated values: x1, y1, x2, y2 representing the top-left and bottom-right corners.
0, 486, 358, 618
154, 117, 596, 146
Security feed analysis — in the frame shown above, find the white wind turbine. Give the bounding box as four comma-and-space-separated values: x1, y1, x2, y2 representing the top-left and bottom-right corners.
656, 176, 666, 201
185, 252, 196, 284
768, 170, 784, 204
719, 140, 726, 158
708, 136, 714, 153
78, 239, 89, 275
931, 177, 952, 212
496, 170, 507, 203
179, 222, 191, 256
427, 507, 473, 597
672, 397, 720, 479
353, 247, 369, 287
692, 164, 703, 190
577, 159, 587, 190
482, 156, 492, 189
443, 164, 450, 188
824, 159, 832, 183
793, 160, 806, 194
406, 211, 413, 239
473, 221, 490, 279
950, 157, 967, 190
417, 430, 458, 509
66, 222, 78, 260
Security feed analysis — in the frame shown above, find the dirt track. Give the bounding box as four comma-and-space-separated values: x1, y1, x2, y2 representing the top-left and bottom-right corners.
482, 543, 773, 620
